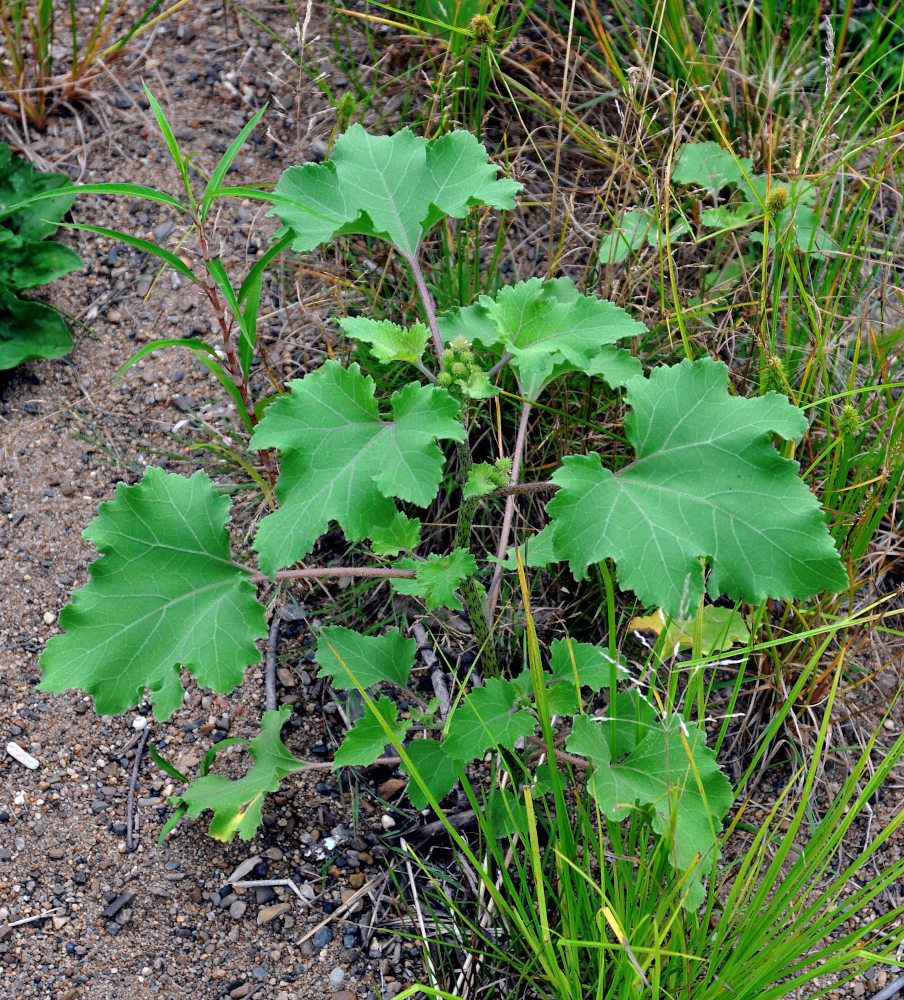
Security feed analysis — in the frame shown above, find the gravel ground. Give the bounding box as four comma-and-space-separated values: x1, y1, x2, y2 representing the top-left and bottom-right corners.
2, 4, 904, 999
0, 4, 424, 998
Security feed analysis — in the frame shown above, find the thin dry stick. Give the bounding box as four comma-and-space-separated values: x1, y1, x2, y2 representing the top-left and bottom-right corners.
546, 0, 579, 272
297, 872, 388, 946
486, 398, 533, 622
400, 837, 440, 988
125, 722, 152, 852
264, 610, 281, 713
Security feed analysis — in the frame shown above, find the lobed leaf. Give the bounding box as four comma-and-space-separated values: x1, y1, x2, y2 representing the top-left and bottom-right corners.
402, 738, 459, 810
391, 548, 478, 612
444, 677, 535, 761
567, 712, 733, 908
333, 696, 411, 767
439, 277, 644, 399
672, 141, 753, 194
316, 626, 417, 691
270, 124, 521, 260
171, 706, 306, 842
544, 357, 847, 616
251, 361, 465, 575
38, 468, 268, 721
339, 316, 431, 365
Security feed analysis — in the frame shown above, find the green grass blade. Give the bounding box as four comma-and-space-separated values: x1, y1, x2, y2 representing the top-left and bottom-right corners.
112, 336, 220, 383
200, 103, 268, 223
141, 81, 196, 211
60, 222, 197, 283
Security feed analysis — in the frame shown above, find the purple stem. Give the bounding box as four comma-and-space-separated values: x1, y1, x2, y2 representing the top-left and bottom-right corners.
486, 397, 533, 621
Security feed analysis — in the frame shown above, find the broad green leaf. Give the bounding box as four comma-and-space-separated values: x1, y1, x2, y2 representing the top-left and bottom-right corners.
402, 738, 459, 809
701, 206, 757, 229
0, 284, 72, 369
340, 316, 430, 365
545, 638, 630, 714
672, 141, 753, 193
439, 278, 645, 399
38, 468, 268, 721
0, 142, 76, 239
251, 361, 465, 575
0, 239, 82, 288
334, 695, 411, 767
391, 548, 478, 612
567, 712, 733, 908
171, 707, 305, 842
628, 606, 751, 656
270, 125, 520, 260
544, 357, 847, 615
444, 677, 535, 761
645, 217, 691, 247
598, 208, 652, 264
316, 626, 417, 691
370, 512, 422, 556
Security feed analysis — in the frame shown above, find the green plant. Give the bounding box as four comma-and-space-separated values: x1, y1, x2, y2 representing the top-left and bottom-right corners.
0, 140, 81, 368
29, 116, 850, 900
0, 0, 190, 127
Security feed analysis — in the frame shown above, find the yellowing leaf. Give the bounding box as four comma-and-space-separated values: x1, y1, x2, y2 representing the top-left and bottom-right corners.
628, 606, 751, 656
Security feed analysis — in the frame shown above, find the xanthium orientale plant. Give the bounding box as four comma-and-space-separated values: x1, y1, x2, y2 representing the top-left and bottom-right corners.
0, 142, 83, 369
598, 140, 834, 268
36, 121, 847, 908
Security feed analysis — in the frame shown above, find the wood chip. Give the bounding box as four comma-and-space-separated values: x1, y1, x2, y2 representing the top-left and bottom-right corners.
5, 741, 39, 769
226, 855, 262, 885
257, 902, 292, 924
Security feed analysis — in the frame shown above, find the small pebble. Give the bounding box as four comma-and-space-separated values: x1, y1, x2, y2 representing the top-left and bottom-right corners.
312, 926, 334, 948
329, 967, 347, 988
6, 741, 39, 769
229, 900, 247, 919
43, 611, 56, 625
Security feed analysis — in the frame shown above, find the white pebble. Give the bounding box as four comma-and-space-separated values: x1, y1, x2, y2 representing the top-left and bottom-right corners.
329, 968, 346, 988
42, 611, 55, 625
132, 716, 148, 731
6, 741, 39, 769
380, 814, 396, 830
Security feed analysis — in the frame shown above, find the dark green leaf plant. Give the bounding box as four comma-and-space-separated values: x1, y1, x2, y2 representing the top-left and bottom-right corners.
0, 142, 83, 369
28, 104, 861, 947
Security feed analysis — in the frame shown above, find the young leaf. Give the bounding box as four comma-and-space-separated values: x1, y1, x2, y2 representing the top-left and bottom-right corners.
402, 738, 459, 810
316, 626, 417, 691
171, 706, 306, 842
439, 278, 645, 399
251, 361, 465, 575
544, 357, 847, 616
339, 316, 431, 365
463, 461, 505, 499
567, 712, 733, 908
672, 141, 753, 194
369, 512, 421, 557
444, 677, 536, 761
269, 125, 521, 259
333, 696, 411, 767
38, 468, 268, 721
391, 548, 478, 612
